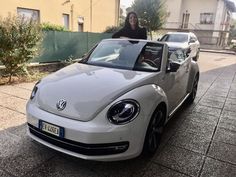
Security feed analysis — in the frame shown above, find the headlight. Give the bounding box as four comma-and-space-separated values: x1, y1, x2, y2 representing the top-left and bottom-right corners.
30, 80, 40, 100
107, 99, 140, 125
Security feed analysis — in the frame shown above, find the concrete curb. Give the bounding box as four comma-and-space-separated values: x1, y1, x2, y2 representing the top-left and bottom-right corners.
200, 49, 235, 55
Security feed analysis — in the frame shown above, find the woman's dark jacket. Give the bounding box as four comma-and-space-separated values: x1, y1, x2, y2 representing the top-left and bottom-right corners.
112, 27, 147, 39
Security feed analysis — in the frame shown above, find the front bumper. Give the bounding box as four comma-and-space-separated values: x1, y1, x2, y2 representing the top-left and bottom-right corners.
28, 123, 129, 155
26, 102, 147, 161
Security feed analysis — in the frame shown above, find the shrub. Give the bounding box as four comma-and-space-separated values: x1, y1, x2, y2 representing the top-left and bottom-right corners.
41, 22, 67, 31
103, 26, 121, 33
0, 15, 43, 82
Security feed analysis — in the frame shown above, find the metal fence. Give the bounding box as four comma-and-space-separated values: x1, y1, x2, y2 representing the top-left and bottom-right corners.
34, 31, 112, 63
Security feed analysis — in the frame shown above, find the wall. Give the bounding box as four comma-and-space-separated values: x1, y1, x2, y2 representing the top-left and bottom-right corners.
180, 0, 218, 30
163, 0, 183, 28
0, 0, 119, 32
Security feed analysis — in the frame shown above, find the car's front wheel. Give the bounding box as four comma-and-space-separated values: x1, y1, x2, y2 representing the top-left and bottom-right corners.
143, 106, 165, 156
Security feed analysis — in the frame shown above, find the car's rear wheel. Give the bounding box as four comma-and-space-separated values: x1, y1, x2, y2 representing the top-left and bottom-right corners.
143, 107, 165, 156
187, 75, 199, 103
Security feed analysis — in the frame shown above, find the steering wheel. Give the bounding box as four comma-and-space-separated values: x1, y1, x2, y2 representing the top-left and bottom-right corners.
143, 59, 157, 67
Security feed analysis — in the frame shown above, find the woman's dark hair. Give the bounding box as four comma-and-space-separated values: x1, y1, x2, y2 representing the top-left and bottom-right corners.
124, 11, 139, 29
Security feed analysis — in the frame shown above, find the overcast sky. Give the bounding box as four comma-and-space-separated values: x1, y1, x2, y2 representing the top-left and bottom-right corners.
120, 0, 236, 18
120, 0, 236, 8
120, 0, 133, 7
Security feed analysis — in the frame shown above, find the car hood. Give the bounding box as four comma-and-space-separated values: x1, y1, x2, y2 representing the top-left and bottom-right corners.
36, 63, 155, 121
165, 42, 188, 49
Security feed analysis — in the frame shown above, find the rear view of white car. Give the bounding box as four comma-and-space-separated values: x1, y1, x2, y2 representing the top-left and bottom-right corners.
160, 32, 200, 61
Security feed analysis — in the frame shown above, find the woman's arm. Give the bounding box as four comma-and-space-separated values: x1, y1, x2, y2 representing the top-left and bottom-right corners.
112, 28, 124, 38
141, 28, 147, 40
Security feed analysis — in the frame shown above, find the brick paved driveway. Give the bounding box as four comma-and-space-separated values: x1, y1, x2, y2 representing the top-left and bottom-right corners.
0, 52, 236, 177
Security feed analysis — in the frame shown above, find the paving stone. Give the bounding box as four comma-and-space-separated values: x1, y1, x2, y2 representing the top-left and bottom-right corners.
202, 95, 226, 103
219, 114, 236, 132
208, 87, 230, 93
15, 82, 36, 90
208, 142, 236, 165
0, 125, 56, 177
211, 83, 231, 90
0, 107, 26, 129
214, 127, 236, 145
0, 92, 8, 99
224, 103, 236, 112
143, 163, 189, 177
0, 85, 31, 100
225, 98, 236, 105
192, 105, 222, 117
89, 155, 151, 177
221, 110, 236, 119
168, 131, 211, 154
0, 96, 27, 114
205, 90, 228, 98
183, 112, 219, 125
154, 144, 204, 177
199, 99, 224, 109
25, 155, 100, 177
200, 158, 236, 177
177, 120, 215, 140
228, 91, 236, 99
0, 169, 12, 177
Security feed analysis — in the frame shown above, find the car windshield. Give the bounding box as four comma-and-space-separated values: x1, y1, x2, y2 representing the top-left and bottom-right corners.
81, 40, 163, 72
161, 34, 188, 43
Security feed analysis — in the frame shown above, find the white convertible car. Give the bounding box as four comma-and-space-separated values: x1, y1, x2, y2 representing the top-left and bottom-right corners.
27, 39, 199, 161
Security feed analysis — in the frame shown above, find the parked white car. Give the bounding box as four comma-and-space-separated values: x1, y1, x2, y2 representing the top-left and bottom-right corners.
160, 32, 200, 61
26, 39, 199, 161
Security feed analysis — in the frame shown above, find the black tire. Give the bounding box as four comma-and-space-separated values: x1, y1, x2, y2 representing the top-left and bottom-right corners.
143, 107, 165, 156
187, 76, 199, 104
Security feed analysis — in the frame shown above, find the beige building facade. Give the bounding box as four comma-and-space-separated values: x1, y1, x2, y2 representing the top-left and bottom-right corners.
163, 0, 236, 48
0, 0, 120, 32
163, 0, 235, 31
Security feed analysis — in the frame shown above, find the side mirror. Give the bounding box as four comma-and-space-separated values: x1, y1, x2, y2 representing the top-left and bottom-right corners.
167, 61, 180, 72
167, 50, 183, 72
189, 39, 195, 44
157, 38, 160, 41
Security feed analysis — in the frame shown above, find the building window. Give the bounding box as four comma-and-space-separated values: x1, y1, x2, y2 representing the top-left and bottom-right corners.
62, 14, 69, 30
200, 13, 213, 24
78, 16, 84, 32
181, 12, 190, 29
17, 7, 40, 22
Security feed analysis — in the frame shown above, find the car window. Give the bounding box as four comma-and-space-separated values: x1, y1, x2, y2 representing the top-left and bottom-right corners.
83, 40, 163, 72
161, 34, 188, 43
134, 43, 162, 71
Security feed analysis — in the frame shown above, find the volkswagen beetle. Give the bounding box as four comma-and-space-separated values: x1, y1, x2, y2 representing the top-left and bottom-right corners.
26, 39, 199, 161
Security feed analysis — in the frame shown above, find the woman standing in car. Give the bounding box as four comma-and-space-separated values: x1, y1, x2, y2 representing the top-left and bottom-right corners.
112, 11, 147, 40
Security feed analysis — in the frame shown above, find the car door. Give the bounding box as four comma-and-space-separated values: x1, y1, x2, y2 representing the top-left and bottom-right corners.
162, 50, 191, 113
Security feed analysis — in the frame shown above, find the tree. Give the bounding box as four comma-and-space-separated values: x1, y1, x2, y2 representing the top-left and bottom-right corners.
103, 26, 121, 33
0, 15, 43, 82
132, 0, 167, 39
119, 8, 125, 25
41, 22, 67, 31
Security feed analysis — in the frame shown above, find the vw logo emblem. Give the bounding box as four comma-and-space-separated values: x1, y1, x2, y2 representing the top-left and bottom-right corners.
56, 99, 67, 111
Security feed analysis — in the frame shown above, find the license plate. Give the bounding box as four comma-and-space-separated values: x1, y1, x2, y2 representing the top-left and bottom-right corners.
39, 120, 64, 138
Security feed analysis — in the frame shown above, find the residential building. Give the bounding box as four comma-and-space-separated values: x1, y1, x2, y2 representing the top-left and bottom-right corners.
163, 0, 236, 48
0, 0, 120, 32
